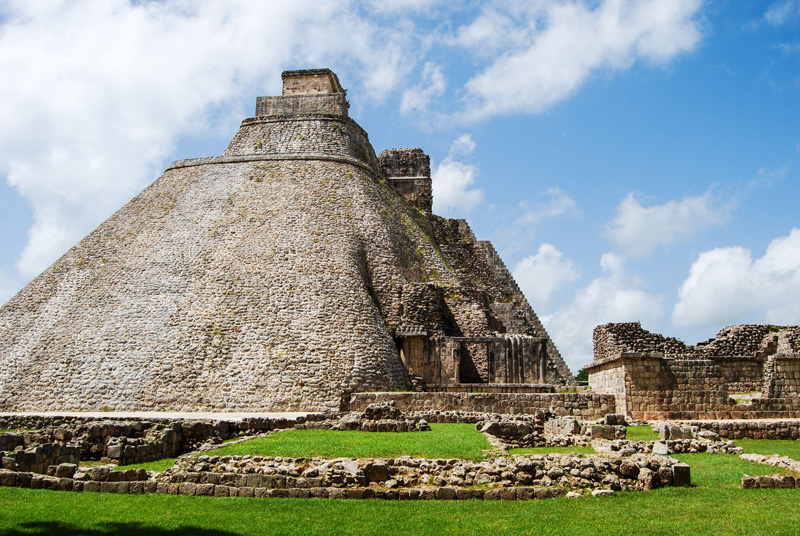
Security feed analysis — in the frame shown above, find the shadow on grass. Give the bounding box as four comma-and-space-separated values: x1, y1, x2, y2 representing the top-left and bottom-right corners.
0, 522, 241, 536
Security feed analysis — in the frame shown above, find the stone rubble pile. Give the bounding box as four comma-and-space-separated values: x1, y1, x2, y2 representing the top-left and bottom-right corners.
0, 450, 689, 500
154, 451, 685, 494
593, 439, 741, 455
1, 443, 81, 474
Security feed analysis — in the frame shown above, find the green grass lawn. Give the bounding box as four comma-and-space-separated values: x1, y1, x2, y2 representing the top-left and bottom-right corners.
625, 425, 659, 441
4, 424, 800, 534
1, 451, 798, 536
114, 458, 179, 473
735, 439, 800, 459
203, 423, 492, 460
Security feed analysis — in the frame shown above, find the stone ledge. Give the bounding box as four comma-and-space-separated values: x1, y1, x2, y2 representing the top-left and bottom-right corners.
165, 154, 376, 175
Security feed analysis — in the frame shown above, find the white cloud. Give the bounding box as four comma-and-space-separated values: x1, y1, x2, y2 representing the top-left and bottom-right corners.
543, 252, 662, 369
0, 0, 420, 279
518, 187, 578, 225
450, 6, 532, 57
513, 243, 580, 309
431, 134, 484, 215
400, 62, 446, 114
457, 0, 703, 121
672, 229, 800, 329
366, 0, 444, 15
766, 0, 800, 25
606, 191, 731, 257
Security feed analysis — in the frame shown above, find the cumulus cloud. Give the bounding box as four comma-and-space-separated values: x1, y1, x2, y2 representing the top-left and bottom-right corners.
543, 252, 662, 369
450, 6, 532, 57
456, 0, 703, 121
366, 0, 444, 15
765, 0, 800, 25
606, 191, 732, 257
672, 229, 800, 329
400, 62, 446, 114
513, 244, 580, 310
0, 0, 419, 279
431, 134, 484, 215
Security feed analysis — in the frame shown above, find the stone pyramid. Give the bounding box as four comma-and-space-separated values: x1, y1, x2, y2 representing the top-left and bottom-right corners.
0, 69, 572, 412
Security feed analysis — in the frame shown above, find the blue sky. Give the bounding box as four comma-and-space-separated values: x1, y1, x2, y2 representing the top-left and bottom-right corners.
0, 0, 798, 372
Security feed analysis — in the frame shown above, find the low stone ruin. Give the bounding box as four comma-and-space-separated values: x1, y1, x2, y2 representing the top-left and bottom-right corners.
297, 401, 431, 432
475, 412, 631, 449
590, 425, 626, 440
0, 414, 329, 468
594, 439, 741, 456
0, 450, 689, 500
1, 442, 81, 474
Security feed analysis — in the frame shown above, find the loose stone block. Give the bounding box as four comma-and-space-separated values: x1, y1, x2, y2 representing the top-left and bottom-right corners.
672, 464, 691, 487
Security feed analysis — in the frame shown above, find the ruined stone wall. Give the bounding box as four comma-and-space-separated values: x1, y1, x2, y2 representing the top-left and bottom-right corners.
586, 360, 629, 415
378, 149, 432, 214
682, 419, 800, 440
593, 323, 688, 360
717, 358, 764, 393
594, 322, 800, 361
764, 355, 800, 399
350, 392, 615, 419
587, 354, 800, 419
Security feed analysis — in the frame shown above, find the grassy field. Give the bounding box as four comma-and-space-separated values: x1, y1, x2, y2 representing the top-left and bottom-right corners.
625, 425, 659, 441
3, 424, 800, 534
1, 452, 798, 535
734, 439, 800, 459
203, 423, 492, 460
114, 458, 179, 473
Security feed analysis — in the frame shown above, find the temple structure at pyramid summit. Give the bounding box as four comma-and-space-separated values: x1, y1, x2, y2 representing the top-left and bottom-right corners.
0, 69, 573, 412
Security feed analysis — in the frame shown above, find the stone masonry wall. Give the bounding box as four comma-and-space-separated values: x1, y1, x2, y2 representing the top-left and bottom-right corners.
588, 354, 800, 420
593, 322, 688, 360
255, 94, 349, 118
586, 361, 629, 415
223, 115, 379, 172
718, 358, 765, 393
350, 392, 614, 420
593, 322, 800, 361
765, 355, 800, 399
682, 419, 800, 440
